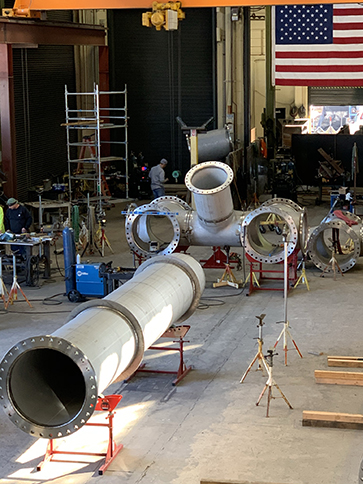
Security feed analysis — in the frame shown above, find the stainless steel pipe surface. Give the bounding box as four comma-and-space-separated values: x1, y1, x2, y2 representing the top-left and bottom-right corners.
185, 161, 235, 228
307, 211, 363, 273
0, 254, 205, 439
242, 198, 308, 264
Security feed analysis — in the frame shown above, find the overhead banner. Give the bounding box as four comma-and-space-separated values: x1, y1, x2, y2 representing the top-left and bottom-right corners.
272, 3, 363, 87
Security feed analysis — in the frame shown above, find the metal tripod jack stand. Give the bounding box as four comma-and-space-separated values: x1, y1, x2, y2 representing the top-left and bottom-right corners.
240, 314, 270, 383
294, 256, 309, 291
256, 349, 293, 417
274, 319, 302, 366
0, 256, 8, 304
5, 255, 32, 309
320, 247, 344, 281
274, 233, 303, 365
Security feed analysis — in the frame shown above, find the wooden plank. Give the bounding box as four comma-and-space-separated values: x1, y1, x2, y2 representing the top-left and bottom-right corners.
315, 370, 363, 386
328, 358, 363, 368
302, 410, 363, 429
201, 481, 291, 484
328, 355, 363, 360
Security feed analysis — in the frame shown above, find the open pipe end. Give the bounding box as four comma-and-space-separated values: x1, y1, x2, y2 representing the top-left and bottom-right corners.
185, 161, 233, 195
0, 336, 97, 439
307, 221, 361, 273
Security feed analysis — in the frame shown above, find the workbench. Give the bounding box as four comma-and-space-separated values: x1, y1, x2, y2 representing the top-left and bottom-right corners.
25, 200, 72, 228
0, 238, 51, 286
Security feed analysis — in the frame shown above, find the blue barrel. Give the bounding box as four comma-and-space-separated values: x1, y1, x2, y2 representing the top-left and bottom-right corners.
63, 227, 76, 295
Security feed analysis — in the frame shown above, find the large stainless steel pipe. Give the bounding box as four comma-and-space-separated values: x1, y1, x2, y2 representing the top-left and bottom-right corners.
125, 163, 308, 263
307, 211, 363, 272
0, 254, 205, 439
242, 198, 308, 264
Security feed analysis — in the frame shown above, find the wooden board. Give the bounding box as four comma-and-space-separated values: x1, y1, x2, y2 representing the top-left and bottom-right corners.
315, 370, 363, 386
201, 481, 292, 484
328, 356, 363, 368
303, 410, 363, 429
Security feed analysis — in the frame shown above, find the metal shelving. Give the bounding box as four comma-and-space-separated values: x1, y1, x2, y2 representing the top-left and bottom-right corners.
64, 84, 129, 215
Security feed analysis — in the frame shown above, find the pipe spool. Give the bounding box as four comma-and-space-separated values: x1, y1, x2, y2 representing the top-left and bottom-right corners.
196, 128, 233, 163
242, 198, 308, 264
0, 254, 205, 439
307, 211, 363, 273
125, 163, 310, 262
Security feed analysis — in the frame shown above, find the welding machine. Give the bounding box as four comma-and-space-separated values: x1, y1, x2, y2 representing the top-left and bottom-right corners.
75, 263, 107, 297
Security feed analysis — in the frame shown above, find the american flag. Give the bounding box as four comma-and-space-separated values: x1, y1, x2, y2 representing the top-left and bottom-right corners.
273, 3, 363, 86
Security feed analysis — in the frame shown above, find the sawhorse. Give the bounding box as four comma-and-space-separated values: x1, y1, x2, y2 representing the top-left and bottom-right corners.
37, 395, 123, 475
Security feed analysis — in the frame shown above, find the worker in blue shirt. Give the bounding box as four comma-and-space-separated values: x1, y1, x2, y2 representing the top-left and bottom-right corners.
149, 159, 169, 199
4, 198, 32, 234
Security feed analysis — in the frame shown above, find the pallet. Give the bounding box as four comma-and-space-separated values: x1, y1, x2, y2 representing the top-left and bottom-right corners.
315, 369, 363, 386
327, 355, 363, 368
302, 410, 363, 430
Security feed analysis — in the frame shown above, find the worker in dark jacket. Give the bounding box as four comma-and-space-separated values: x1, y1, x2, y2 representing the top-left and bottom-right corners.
4, 198, 32, 234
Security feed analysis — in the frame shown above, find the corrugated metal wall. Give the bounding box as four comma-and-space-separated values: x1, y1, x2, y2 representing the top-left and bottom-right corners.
309, 87, 363, 106
12, 11, 76, 201
107, 8, 216, 178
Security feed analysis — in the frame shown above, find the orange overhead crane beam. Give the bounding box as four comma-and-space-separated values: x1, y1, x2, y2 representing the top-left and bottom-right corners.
9, 0, 357, 14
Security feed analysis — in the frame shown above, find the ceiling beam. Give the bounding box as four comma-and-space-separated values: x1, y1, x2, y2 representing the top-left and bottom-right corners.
0, 18, 106, 46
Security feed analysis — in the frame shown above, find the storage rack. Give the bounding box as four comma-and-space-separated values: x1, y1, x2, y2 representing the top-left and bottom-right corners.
65, 84, 129, 215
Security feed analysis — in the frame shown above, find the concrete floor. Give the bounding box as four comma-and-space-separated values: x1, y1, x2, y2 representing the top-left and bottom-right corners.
0, 198, 362, 484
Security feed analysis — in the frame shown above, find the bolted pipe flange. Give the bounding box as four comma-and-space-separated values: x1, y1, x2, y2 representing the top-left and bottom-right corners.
125, 202, 182, 258
185, 161, 234, 195
0, 336, 97, 439
307, 217, 362, 273
242, 205, 298, 263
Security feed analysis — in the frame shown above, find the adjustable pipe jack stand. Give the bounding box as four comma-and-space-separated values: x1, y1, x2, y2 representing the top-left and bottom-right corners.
256, 349, 293, 417
213, 246, 242, 289
240, 314, 269, 383
273, 319, 302, 366
294, 258, 309, 291
5, 255, 32, 309
320, 248, 344, 281
0, 256, 8, 305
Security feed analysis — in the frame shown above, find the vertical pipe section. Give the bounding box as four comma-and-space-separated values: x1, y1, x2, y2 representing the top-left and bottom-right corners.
0, 254, 205, 439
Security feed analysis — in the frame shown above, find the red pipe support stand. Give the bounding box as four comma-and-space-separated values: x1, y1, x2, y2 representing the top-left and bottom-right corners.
200, 246, 238, 269
130, 325, 192, 386
246, 251, 298, 296
37, 395, 123, 475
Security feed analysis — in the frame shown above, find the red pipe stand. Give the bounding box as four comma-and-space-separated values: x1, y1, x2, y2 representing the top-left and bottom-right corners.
246, 251, 298, 296
200, 246, 239, 269
130, 325, 192, 386
37, 395, 123, 475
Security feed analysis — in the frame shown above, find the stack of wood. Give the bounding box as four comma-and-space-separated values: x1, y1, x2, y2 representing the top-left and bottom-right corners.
317, 148, 345, 181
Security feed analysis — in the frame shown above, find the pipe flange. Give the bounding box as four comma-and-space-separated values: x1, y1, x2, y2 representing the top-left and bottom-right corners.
67, 299, 145, 381
261, 197, 303, 213
135, 254, 204, 324
307, 220, 361, 273
125, 203, 181, 258
0, 335, 98, 439
185, 161, 233, 195
242, 206, 298, 263
149, 196, 191, 211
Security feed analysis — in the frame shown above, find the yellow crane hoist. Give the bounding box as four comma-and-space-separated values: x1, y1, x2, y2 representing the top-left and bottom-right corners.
142, 1, 185, 31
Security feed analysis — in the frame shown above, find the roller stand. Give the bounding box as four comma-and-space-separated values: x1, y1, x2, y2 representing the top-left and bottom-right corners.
37, 395, 123, 475
130, 325, 192, 386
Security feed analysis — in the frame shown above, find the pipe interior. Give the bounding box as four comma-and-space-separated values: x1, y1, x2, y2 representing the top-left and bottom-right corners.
134, 214, 176, 252
9, 349, 86, 427
313, 228, 356, 266
247, 213, 290, 258
190, 166, 228, 190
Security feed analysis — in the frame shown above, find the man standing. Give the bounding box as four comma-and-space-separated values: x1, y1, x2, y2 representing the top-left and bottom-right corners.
149, 159, 169, 199
5, 198, 32, 234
